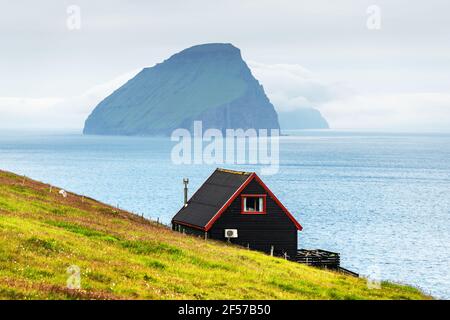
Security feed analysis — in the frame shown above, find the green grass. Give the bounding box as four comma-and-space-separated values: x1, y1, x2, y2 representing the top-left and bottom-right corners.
0, 170, 431, 300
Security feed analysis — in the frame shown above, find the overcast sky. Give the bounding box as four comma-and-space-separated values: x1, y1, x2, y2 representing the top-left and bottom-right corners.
1, 0, 449, 131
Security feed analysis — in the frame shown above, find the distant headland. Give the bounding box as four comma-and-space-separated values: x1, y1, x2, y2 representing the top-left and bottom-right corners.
83, 43, 328, 136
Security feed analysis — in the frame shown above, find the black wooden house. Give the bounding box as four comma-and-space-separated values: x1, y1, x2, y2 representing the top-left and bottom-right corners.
172, 168, 302, 258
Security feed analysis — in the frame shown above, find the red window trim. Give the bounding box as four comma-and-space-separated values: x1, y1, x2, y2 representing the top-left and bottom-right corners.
241, 194, 267, 214
203, 172, 303, 231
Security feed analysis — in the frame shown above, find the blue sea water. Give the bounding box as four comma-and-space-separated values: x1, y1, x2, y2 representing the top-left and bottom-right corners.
0, 130, 449, 299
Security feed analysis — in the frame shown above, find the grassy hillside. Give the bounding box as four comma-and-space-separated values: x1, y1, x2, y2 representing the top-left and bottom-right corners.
0, 170, 429, 300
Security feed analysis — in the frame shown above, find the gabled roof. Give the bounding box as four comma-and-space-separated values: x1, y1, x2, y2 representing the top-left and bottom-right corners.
172, 168, 302, 231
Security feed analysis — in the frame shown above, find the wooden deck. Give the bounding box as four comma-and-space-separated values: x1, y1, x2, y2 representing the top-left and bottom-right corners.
294, 249, 341, 269
294, 249, 359, 277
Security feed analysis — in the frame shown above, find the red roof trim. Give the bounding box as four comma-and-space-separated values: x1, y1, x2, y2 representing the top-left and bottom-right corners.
204, 173, 303, 231
252, 174, 303, 231
173, 220, 206, 231
204, 173, 256, 231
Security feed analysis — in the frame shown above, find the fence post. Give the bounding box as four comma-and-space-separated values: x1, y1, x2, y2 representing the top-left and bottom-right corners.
270, 246, 274, 257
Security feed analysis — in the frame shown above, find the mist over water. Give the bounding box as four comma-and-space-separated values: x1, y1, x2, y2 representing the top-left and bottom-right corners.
0, 130, 449, 298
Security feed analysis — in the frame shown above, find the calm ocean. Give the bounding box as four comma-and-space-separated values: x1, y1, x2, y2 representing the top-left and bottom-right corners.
0, 130, 449, 298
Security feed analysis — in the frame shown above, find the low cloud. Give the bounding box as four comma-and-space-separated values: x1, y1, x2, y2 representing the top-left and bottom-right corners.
321, 93, 450, 131
0, 69, 140, 130
248, 61, 346, 113
1, 63, 450, 132
0, 97, 64, 129
249, 61, 450, 131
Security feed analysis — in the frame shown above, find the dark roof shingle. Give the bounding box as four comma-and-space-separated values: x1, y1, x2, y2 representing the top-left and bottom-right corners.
172, 169, 252, 229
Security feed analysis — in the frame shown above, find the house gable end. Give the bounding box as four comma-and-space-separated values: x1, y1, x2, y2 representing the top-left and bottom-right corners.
204, 173, 302, 231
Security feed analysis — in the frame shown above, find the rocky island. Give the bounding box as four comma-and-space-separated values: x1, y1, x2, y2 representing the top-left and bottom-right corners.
84, 43, 280, 136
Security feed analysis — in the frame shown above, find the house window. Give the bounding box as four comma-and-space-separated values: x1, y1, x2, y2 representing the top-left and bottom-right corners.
241, 194, 266, 214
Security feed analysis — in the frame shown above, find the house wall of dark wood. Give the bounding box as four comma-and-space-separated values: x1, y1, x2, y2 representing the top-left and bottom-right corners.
208, 180, 298, 258
172, 223, 206, 238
